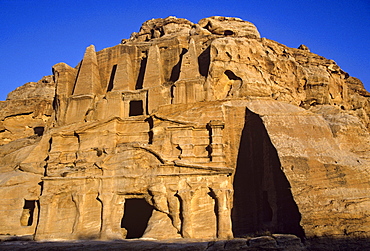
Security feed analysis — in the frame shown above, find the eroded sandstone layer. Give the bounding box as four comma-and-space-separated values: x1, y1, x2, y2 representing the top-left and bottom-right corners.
0, 16, 369, 241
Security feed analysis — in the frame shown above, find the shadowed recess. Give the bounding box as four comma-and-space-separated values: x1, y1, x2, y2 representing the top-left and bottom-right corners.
224, 70, 241, 81
20, 200, 36, 226
198, 46, 210, 77
232, 108, 305, 239
135, 56, 147, 90
106, 64, 117, 92
33, 126, 44, 136
121, 198, 154, 239
170, 48, 188, 82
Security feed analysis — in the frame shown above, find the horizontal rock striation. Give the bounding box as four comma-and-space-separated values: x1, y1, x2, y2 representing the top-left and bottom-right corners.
0, 16, 369, 242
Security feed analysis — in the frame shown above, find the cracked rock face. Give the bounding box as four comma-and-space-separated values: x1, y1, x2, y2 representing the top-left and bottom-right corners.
0, 16, 369, 241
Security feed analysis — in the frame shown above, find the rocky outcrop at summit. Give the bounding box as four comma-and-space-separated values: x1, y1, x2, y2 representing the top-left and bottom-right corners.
126, 16, 260, 42
0, 16, 369, 242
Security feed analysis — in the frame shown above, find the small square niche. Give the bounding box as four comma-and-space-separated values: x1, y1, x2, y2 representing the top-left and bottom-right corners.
129, 100, 144, 116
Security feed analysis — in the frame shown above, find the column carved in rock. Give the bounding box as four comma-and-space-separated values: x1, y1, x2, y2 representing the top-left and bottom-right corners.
34, 194, 58, 240
208, 120, 225, 163
98, 192, 125, 240
212, 188, 233, 239
177, 190, 195, 238
71, 193, 86, 237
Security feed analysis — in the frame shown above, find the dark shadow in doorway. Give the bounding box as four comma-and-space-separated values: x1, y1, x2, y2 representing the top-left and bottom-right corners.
121, 198, 154, 239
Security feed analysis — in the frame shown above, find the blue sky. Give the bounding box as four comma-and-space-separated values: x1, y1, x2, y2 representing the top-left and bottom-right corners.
1, 0, 369, 101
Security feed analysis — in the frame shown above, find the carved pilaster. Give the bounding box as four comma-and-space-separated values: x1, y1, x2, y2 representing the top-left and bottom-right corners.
167, 192, 181, 232
208, 120, 225, 163
177, 190, 195, 238
212, 188, 233, 239
34, 195, 58, 240
71, 193, 86, 237
99, 193, 125, 240
179, 144, 195, 160
176, 128, 196, 162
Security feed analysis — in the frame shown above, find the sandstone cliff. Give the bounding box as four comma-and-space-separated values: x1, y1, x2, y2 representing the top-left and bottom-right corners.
0, 16, 369, 241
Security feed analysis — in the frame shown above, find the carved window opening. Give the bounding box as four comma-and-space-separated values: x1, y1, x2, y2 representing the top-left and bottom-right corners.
107, 64, 117, 92
232, 108, 305, 239
20, 200, 36, 226
33, 127, 44, 136
129, 100, 144, 116
121, 198, 154, 239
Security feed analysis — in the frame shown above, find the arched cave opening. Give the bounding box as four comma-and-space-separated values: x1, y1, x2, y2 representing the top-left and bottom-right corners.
121, 198, 154, 239
232, 108, 305, 239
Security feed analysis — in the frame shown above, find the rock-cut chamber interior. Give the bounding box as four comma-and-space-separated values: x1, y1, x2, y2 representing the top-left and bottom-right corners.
121, 198, 154, 239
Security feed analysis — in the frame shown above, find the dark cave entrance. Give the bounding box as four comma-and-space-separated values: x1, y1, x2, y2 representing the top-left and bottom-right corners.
121, 198, 154, 239
232, 108, 305, 239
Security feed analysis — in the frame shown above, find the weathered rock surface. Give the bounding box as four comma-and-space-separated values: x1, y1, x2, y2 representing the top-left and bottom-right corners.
0, 16, 369, 244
